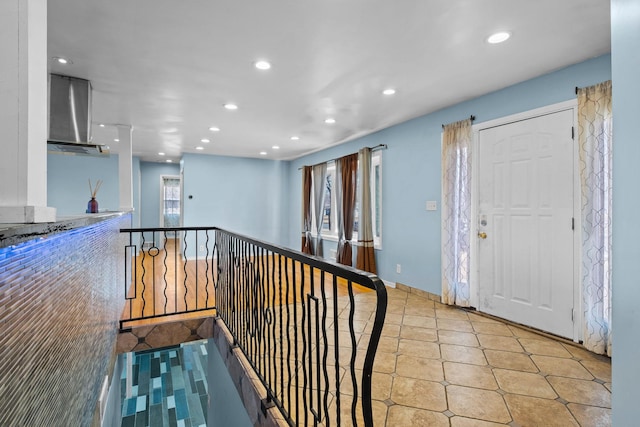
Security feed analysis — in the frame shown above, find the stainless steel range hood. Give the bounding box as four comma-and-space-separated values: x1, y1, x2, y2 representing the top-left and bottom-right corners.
47, 74, 109, 156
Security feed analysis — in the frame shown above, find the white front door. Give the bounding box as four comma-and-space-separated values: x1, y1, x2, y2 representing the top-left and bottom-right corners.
477, 109, 575, 338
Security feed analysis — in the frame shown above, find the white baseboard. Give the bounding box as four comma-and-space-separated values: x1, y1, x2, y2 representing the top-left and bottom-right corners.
382, 279, 396, 288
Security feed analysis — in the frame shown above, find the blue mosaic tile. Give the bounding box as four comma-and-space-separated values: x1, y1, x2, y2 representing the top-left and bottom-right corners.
134, 409, 147, 427
139, 354, 150, 373
124, 397, 137, 417
136, 395, 147, 413
152, 388, 162, 405
149, 403, 163, 426
120, 340, 213, 427
121, 414, 135, 427
174, 389, 189, 420
168, 407, 177, 427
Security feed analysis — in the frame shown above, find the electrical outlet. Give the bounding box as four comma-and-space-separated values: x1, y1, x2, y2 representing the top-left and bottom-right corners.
396, 264, 402, 274
199, 245, 205, 252
426, 200, 437, 211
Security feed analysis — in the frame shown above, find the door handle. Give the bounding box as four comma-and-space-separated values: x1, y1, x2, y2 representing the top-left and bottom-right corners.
478, 232, 487, 239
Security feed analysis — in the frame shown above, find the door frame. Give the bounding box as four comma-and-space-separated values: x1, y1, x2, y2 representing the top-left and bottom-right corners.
469, 99, 582, 342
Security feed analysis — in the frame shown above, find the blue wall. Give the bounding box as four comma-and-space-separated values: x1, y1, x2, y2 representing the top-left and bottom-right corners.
182, 153, 288, 245
139, 162, 181, 228
47, 153, 120, 216
611, 0, 640, 423
286, 54, 612, 293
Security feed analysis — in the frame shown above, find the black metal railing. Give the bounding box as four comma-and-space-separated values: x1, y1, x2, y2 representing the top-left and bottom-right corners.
119, 226, 388, 427
120, 227, 218, 329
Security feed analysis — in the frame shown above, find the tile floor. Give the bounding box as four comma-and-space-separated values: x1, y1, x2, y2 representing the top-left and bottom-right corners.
119, 285, 612, 426
120, 341, 210, 427
358, 287, 612, 426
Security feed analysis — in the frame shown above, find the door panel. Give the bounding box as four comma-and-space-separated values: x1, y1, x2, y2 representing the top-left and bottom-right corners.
478, 110, 574, 338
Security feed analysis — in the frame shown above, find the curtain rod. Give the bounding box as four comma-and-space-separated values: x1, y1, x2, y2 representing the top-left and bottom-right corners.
298, 144, 387, 170
441, 115, 476, 129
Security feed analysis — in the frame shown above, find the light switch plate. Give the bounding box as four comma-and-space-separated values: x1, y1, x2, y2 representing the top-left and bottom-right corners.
426, 201, 437, 211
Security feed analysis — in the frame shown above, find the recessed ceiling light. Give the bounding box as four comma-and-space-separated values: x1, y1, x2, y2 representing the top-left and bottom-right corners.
382, 88, 396, 96
166, 159, 173, 163
224, 103, 238, 110
53, 56, 72, 65
487, 31, 511, 44
272, 145, 280, 150
259, 151, 267, 156
201, 138, 210, 143
114, 138, 120, 142
209, 126, 220, 132
290, 136, 300, 141
324, 118, 336, 124
196, 146, 204, 150
255, 60, 271, 70
99, 123, 105, 127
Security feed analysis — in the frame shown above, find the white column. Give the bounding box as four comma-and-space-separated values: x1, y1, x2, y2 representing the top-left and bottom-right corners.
0, 0, 56, 223
118, 125, 134, 212
611, 0, 640, 423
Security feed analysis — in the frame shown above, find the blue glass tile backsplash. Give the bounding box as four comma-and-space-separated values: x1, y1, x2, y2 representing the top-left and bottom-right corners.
0, 214, 130, 425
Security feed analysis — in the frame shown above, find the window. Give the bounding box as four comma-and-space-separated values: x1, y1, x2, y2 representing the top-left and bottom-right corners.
371, 152, 382, 244
163, 185, 180, 215
161, 176, 181, 233
313, 150, 382, 249
322, 172, 333, 230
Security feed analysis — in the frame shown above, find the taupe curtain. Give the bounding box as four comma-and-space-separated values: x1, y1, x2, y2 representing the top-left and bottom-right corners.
335, 153, 358, 266
578, 80, 613, 356
441, 118, 472, 307
301, 166, 313, 254
312, 164, 328, 256
356, 147, 377, 274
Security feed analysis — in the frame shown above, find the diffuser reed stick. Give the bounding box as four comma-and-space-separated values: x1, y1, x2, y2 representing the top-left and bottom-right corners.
88, 179, 103, 198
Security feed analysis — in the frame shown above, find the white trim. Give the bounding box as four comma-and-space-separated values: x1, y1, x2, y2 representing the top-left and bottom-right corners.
469, 99, 581, 342
371, 151, 383, 249
571, 105, 583, 343
382, 279, 396, 288
472, 99, 577, 131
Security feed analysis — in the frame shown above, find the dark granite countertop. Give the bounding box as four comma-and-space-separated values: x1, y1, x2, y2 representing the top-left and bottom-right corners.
0, 211, 128, 248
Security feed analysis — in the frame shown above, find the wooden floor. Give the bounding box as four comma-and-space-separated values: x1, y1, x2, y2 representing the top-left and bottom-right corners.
120, 238, 372, 328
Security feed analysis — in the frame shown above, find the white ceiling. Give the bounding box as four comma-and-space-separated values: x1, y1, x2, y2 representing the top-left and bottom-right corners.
47, 0, 611, 163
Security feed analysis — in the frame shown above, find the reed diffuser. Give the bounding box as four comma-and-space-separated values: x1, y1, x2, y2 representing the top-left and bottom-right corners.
87, 179, 102, 213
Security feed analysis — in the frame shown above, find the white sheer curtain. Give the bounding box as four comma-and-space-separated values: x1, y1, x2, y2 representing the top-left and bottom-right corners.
441, 119, 472, 307
578, 80, 613, 356
356, 147, 377, 273
312, 164, 328, 256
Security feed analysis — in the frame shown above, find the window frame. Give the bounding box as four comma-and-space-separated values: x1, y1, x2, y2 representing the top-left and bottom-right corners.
312, 150, 382, 250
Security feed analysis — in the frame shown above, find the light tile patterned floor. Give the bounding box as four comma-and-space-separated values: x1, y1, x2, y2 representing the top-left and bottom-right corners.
363, 287, 611, 426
